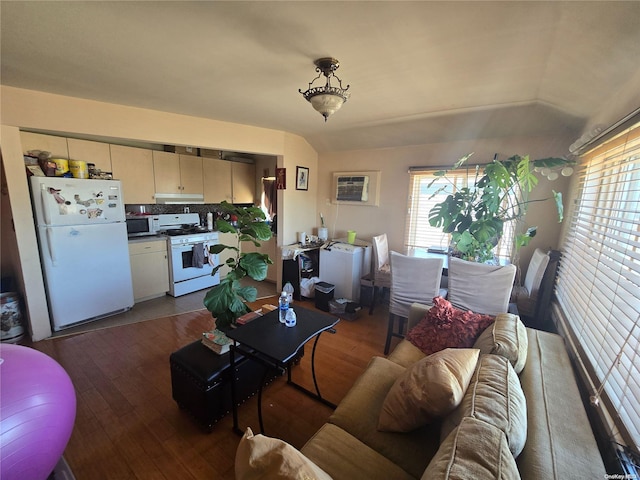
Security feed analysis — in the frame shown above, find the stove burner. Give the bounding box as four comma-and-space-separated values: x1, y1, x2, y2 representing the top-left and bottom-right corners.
164, 227, 210, 236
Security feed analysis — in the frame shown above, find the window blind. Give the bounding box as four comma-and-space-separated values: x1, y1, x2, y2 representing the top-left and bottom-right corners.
555, 122, 640, 452
405, 168, 516, 259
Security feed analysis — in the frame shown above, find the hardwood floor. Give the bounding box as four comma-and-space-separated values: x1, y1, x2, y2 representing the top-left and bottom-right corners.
30, 297, 393, 480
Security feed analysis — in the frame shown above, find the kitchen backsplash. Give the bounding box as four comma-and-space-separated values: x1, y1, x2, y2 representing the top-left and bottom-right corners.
125, 203, 254, 228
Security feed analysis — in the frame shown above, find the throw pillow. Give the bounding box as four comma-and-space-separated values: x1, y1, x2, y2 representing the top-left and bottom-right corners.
473, 313, 528, 374
440, 354, 528, 457
406, 296, 495, 356
235, 427, 333, 480
422, 417, 521, 480
378, 348, 480, 432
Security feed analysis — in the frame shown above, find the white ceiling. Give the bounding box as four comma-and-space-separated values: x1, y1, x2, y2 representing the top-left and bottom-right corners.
2, 1, 639, 153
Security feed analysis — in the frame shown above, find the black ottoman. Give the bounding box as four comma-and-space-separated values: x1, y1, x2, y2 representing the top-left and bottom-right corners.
169, 340, 275, 432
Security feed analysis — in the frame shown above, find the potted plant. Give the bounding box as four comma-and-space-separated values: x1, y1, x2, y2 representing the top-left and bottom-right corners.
428, 153, 573, 264
203, 201, 273, 330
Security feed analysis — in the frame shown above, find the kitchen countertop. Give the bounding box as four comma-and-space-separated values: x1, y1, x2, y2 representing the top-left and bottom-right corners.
127, 234, 168, 243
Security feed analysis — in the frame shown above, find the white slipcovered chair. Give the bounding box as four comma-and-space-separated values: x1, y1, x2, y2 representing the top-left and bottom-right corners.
385, 251, 444, 354
510, 248, 551, 320
369, 234, 392, 314
447, 257, 517, 316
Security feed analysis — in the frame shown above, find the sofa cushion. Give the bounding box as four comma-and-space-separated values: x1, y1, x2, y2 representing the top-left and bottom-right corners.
329, 356, 441, 479
301, 423, 415, 480
386, 338, 426, 368
235, 427, 333, 480
406, 296, 494, 356
517, 329, 607, 480
422, 417, 521, 480
378, 348, 480, 432
441, 354, 527, 457
474, 313, 528, 374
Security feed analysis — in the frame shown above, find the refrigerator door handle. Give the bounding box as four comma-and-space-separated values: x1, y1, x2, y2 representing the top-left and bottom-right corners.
46, 227, 57, 266
41, 184, 52, 225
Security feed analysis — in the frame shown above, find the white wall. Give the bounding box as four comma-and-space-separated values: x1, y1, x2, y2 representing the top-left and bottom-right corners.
316, 134, 575, 274
1, 86, 318, 339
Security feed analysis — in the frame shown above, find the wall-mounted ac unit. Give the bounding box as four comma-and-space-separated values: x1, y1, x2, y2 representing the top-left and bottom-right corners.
336, 175, 369, 202
332, 171, 381, 207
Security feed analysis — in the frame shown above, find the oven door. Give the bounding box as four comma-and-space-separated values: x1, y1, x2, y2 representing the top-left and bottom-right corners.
169, 241, 217, 283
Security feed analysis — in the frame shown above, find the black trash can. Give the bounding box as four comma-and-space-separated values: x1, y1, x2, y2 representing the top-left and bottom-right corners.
314, 282, 335, 312
359, 274, 374, 307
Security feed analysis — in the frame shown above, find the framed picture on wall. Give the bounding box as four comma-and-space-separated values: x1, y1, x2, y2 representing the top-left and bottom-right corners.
276, 168, 286, 189
296, 166, 309, 191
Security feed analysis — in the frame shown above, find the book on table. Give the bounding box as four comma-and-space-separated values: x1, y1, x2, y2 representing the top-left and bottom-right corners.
201, 329, 231, 355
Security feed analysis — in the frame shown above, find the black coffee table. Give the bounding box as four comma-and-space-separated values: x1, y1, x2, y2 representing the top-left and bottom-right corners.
226, 307, 339, 434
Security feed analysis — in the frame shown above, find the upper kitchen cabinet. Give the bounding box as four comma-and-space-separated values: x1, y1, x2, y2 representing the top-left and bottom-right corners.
67, 138, 112, 173
20, 132, 68, 158
153, 151, 203, 196
110, 144, 155, 204
178, 155, 204, 194
203, 156, 233, 203
231, 162, 256, 204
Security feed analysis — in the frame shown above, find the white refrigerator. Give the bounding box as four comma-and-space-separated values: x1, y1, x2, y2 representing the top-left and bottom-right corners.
30, 176, 134, 330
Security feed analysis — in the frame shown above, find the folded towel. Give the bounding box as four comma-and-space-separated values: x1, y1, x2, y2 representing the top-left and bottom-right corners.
191, 242, 205, 268
205, 242, 217, 267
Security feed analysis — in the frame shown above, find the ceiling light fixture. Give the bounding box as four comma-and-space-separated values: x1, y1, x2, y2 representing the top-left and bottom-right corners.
299, 57, 350, 122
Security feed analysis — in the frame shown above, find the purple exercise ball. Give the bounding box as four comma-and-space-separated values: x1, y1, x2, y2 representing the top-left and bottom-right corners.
0, 344, 76, 480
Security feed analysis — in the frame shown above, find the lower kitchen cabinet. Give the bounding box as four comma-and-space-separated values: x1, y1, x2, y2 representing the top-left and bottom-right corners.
129, 239, 170, 302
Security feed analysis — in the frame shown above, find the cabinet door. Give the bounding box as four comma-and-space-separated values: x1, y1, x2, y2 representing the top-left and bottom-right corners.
179, 155, 204, 194
67, 138, 112, 173
129, 243, 170, 302
20, 132, 68, 158
110, 145, 155, 204
153, 151, 181, 194
203, 157, 233, 203
232, 162, 256, 203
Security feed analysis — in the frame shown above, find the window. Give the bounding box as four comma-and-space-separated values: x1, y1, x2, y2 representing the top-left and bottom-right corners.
404, 168, 516, 259
554, 122, 640, 453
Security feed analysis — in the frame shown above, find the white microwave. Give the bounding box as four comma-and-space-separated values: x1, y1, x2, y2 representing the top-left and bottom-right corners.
126, 215, 160, 237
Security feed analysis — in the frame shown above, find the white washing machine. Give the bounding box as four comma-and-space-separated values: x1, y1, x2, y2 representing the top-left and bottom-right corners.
319, 242, 367, 302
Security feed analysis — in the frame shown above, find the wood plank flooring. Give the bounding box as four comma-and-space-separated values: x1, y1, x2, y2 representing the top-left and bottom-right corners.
30, 297, 393, 480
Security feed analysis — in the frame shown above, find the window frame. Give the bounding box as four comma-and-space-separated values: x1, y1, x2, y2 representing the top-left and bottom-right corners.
404, 167, 517, 260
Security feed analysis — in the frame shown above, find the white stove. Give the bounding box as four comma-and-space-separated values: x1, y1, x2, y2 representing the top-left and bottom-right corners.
158, 214, 220, 297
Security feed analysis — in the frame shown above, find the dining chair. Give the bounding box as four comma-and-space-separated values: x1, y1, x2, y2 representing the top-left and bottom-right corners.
447, 257, 517, 316
384, 251, 444, 354
510, 248, 558, 323
369, 234, 392, 314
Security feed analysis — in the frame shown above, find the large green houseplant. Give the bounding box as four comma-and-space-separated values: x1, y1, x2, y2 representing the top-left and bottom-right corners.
203, 201, 273, 330
428, 153, 573, 263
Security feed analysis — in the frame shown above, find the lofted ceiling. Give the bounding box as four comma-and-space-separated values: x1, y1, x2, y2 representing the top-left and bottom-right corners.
2, 1, 639, 153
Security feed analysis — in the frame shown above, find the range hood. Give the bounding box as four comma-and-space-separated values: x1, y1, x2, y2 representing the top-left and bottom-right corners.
154, 193, 205, 204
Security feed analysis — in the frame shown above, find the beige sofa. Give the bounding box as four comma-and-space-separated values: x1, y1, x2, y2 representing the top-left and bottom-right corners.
298, 303, 607, 480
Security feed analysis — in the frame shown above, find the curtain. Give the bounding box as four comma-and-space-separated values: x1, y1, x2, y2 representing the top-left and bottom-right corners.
262, 178, 277, 219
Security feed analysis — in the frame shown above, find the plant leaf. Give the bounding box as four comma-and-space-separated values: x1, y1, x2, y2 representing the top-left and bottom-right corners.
209, 243, 237, 255
553, 190, 564, 222
216, 218, 237, 233
239, 252, 269, 281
